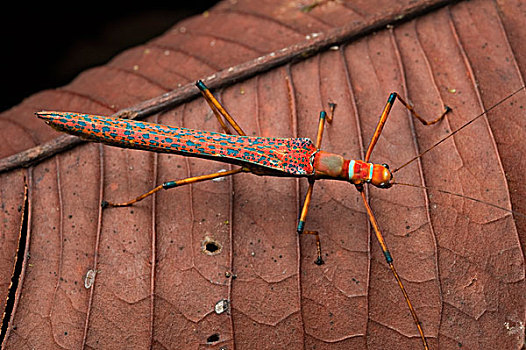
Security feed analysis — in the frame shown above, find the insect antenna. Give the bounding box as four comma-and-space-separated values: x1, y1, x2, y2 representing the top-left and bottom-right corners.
392, 85, 526, 174
393, 182, 526, 219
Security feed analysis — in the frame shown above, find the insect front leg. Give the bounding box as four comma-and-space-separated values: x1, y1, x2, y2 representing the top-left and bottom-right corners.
359, 190, 429, 349
351, 93, 450, 349
365, 92, 451, 162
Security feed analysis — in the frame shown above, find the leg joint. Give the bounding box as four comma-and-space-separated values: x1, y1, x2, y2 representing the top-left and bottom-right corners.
388, 92, 397, 104
297, 220, 305, 234
196, 80, 207, 91
384, 250, 393, 264
163, 181, 177, 190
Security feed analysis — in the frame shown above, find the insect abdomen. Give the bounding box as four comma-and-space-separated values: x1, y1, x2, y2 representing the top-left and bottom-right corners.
37, 111, 317, 176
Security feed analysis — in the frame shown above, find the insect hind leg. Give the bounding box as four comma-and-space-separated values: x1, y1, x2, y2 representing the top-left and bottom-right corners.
102, 167, 247, 208
196, 80, 246, 136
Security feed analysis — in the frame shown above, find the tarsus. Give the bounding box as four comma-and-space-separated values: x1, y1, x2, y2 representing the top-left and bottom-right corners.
393, 86, 526, 174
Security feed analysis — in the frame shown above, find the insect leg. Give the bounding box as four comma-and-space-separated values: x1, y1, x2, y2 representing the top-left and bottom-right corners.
297, 178, 324, 265
196, 80, 246, 136
314, 105, 335, 148
359, 190, 429, 350
395, 93, 451, 126
365, 93, 450, 162
102, 167, 248, 208
297, 109, 334, 265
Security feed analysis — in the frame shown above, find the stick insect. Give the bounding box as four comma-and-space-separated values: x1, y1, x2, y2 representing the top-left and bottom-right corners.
36, 81, 525, 350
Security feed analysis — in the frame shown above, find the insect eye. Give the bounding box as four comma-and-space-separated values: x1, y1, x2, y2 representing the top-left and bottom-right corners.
381, 163, 389, 169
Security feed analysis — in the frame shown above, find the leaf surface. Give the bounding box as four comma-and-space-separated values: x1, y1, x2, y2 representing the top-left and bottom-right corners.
0, 0, 524, 349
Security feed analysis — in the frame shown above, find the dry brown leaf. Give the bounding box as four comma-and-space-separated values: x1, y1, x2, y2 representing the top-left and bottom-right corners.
0, 0, 524, 349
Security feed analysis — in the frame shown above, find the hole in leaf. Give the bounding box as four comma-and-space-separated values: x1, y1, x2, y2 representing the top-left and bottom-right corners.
207, 333, 220, 343
201, 236, 222, 255
205, 242, 219, 252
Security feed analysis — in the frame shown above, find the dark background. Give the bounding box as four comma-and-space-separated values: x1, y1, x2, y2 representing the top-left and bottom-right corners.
1, 2, 219, 113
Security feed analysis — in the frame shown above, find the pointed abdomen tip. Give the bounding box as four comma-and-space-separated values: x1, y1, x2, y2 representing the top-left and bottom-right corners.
35, 111, 58, 121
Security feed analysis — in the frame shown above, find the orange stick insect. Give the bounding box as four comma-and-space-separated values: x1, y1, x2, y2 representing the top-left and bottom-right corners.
36, 81, 525, 350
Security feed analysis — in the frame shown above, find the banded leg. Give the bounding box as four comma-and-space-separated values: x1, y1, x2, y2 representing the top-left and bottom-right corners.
103, 81, 248, 208
360, 191, 429, 350
360, 93, 440, 348
297, 107, 334, 265
365, 92, 451, 162
196, 80, 246, 136
102, 167, 248, 208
